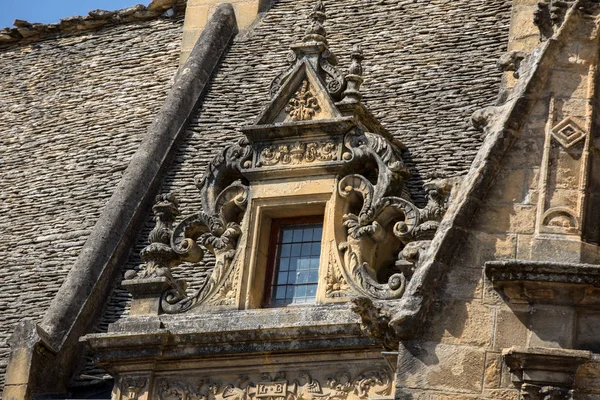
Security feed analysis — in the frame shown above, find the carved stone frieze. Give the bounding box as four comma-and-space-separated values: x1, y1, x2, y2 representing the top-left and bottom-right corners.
155, 369, 392, 400
336, 139, 453, 300
256, 140, 338, 167
503, 347, 590, 400
269, 1, 345, 102
285, 80, 320, 121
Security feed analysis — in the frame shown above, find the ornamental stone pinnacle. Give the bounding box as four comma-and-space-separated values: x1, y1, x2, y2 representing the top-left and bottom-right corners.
303, 0, 327, 44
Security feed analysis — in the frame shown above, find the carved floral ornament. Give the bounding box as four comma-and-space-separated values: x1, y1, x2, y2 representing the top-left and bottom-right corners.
123, 1, 453, 340
153, 370, 391, 400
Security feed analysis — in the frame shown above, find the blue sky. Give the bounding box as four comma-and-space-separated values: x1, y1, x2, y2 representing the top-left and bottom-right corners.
2, 0, 142, 28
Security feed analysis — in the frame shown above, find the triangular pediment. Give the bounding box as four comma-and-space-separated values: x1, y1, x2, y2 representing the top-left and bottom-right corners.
254, 60, 342, 126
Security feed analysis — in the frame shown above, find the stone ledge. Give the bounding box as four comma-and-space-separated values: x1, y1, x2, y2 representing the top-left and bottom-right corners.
0, 0, 183, 48
485, 260, 600, 306
83, 304, 373, 366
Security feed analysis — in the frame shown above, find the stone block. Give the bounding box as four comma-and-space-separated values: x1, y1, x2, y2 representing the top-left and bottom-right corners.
488, 168, 527, 205
576, 311, 600, 352
549, 69, 589, 100
484, 351, 502, 389
527, 305, 575, 348
424, 301, 494, 347
183, 5, 210, 30
493, 306, 528, 351
483, 389, 520, 400
508, 5, 538, 43
503, 136, 544, 169
474, 205, 536, 235
515, 234, 533, 260
442, 266, 483, 301
397, 342, 485, 394
474, 231, 517, 265
234, 1, 260, 29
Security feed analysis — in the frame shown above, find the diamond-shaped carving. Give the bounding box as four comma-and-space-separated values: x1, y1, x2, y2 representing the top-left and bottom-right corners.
551, 117, 585, 148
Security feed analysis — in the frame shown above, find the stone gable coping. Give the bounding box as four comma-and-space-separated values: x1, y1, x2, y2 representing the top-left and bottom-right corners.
0, 0, 182, 49
388, 0, 585, 340
2, 4, 238, 399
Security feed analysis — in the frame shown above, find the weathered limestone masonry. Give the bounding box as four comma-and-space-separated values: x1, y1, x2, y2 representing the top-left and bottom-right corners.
394, 0, 600, 398
181, 0, 268, 63
0, 0, 184, 395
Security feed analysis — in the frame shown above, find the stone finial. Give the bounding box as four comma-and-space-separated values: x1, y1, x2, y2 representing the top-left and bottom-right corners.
125, 193, 181, 281
341, 45, 364, 103
303, 0, 327, 44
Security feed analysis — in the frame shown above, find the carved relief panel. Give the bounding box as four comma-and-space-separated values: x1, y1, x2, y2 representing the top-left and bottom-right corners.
153, 368, 392, 400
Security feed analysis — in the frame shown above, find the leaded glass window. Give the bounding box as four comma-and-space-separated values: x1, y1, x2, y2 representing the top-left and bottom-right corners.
268, 221, 323, 305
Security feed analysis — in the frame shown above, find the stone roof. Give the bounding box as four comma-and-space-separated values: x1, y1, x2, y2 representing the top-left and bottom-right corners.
0, 0, 183, 48
0, 11, 184, 393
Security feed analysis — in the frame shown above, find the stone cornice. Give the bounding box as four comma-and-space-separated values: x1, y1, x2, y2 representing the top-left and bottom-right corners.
0, 0, 183, 49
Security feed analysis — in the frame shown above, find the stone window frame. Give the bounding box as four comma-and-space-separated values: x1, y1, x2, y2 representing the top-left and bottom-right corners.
242, 184, 335, 309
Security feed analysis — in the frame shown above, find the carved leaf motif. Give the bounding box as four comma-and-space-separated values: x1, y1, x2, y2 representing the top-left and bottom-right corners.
325, 245, 350, 298
285, 80, 320, 121
258, 141, 337, 167
154, 370, 391, 400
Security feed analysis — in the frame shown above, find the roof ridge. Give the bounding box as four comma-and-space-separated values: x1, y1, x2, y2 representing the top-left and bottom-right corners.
0, 0, 183, 49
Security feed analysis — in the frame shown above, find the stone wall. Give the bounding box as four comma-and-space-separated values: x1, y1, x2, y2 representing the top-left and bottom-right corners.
0, 15, 183, 392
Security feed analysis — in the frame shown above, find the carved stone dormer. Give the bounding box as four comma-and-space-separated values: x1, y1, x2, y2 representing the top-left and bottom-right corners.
118, 1, 453, 351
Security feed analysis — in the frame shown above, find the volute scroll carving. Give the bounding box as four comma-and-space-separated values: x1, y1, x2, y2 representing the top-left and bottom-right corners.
336, 129, 454, 300
159, 138, 254, 313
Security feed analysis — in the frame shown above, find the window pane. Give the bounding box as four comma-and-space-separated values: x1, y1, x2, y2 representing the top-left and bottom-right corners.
279, 257, 290, 271
269, 222, 323, 306
311, 242, 320, 256
291, 243, 302, 256
295, 285, 307, 298
303, 227, 313, 241
301, 243, 312, 256
277, 271, 287, 283
297, 271, 308, 283
313, 227, 323, 241
282, 229, 294, 243
280, 244, 291, 257
293, 229, 303, 242
275, 286, 286, 300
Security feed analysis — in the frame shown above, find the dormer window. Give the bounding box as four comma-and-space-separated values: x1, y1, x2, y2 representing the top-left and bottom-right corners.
136, 0, 450, 318
265, 218, 323, 306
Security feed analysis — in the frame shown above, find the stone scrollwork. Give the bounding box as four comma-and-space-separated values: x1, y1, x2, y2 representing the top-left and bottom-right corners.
336, 128, 453, 301
159, 138, 253, 313
155, 370, 391, 400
